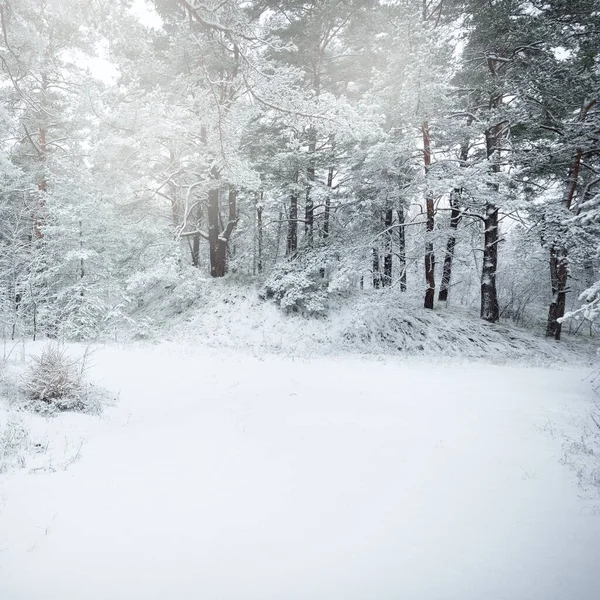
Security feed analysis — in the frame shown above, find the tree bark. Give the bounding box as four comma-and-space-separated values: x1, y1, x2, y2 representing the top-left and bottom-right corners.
372, 248, 381, 289
208, 187, 237, 277
257, 193, 263, 274
305, 130, 316, 247
323, 165, 333, 239
439, 133, 468, 302
480, 202, 500, 322
545, 141, 587, 339
382, 207, 393, 287
422, 121, 435, 309
397, 206, 407, 292
438, 189, 461, 302
287, 171, 298, 257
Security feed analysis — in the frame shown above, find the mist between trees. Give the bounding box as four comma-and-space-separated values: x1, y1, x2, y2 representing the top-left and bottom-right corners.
0, 0, 598, 342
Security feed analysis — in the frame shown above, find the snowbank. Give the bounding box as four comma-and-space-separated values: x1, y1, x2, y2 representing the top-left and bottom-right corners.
129, 276, 596, 364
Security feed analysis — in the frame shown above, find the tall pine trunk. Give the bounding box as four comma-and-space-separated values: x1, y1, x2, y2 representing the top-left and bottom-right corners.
372, 248, 381, 289
397, 206, 407, 292
287, 171, 299, 257
480, 60, 502, 323
438, 189, 461, 302
422, 122, 435, 309
305, 130, 316, 247
438, 135, 468, 302
257, 193, 264, 274
383, 207, 393, 287
545, 143, 587, 339
481, 202, 500, 321
323, 165, 333, 239
208, 187, 237, 277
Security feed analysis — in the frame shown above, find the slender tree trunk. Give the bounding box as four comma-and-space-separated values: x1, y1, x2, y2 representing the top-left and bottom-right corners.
305, 130, 316, 247
397, 206, 407, 292
34, 74, 48, 240
372, 248, 381, 289
439, 133, 468, 302
481, 202, 500, 321
438, 189, 461, 302
383, 207, 393, 287
257, 192, 263, 274
323, 165, 333, 239
545, 145, 586, 339
208, 187, 237, 277
208, 189, 220, 276
422, 121, 435, 309
287, 171, 298, 257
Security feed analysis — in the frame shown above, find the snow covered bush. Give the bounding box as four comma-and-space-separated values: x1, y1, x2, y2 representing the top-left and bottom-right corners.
261, 259, 329, 316
21, 345, 103, 414
0, 417, 30, 473
261, 251, 360, 316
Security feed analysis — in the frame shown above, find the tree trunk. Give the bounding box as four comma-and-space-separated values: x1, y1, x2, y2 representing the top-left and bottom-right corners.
257, 195, 263, 274
439, 132, 468, 302
287, 171, 298, 257
383, 207, 393, 287
397, 206, 407, 291
545, 146, 586, 339
422, 121, 435, 309
323, 165, 333, 239
479, 58, 503, 323
481, 202, 499, 322
305, 131, 316, 247
546, 245, 568, 340
208, 187, 237, 277
438, 189, 461, 302
34, 74, 48, 239
208, 188, 221, 277
372, 248, 381, 289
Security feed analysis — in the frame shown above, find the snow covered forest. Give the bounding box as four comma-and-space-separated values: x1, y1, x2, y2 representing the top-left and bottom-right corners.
2, 1, 600, 599
0, 0, 597, 341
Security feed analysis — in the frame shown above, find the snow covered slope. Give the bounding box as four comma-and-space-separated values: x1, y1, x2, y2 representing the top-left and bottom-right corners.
133, 278, 596, 364
1, 343, 599, 599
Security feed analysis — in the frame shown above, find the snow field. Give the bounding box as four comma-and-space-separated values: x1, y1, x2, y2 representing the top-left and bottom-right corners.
0, 343, 599, 599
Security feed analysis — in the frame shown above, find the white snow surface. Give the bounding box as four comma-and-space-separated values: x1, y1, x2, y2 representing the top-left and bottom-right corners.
1, 342, 600, 600
132, 278, 597, 364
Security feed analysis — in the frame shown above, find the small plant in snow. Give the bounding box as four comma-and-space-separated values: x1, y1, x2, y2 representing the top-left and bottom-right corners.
0, 417, 30, 473
21, 345, 103, 415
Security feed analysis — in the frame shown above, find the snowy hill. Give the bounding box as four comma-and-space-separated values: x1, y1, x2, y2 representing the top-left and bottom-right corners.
129, 277, 596, 365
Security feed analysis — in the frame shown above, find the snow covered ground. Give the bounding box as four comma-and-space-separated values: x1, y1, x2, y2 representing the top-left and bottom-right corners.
1, 342, 600, 599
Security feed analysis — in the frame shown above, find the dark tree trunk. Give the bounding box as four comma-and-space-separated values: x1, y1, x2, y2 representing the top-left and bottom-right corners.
397, 206, 407, 291
287, 171, 298, 257
439, 133, 468, 302
323, 165, 333, 239
208, 187, 237, 277
372, 248, 381, 289
546, 245, 568, 339
481, 202, 500, 322
479, 58, 503, 323
422, 122, 435, 309
257, 197, 263, 274
305, 131, 316, 247
438, 189, 461, 302
208, 188, 221, 277
191, 201, 202, 266
545, 138, 589, 338
382, 207, 393, 287
191, 233, 200, 267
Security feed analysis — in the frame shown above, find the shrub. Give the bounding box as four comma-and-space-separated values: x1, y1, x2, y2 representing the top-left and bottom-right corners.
0, 417, 30, 472
21, 345, 102, 414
